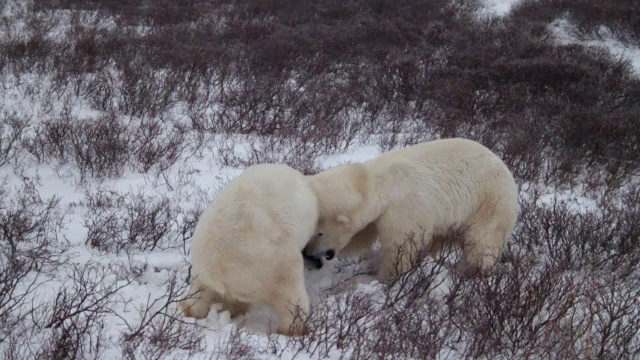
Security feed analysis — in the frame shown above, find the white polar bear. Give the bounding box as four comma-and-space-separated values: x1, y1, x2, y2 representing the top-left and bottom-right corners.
304, 138, 519, 281
180, 164, 318, 336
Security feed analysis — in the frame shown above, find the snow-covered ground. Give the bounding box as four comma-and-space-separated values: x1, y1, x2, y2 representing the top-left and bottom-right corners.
2, 0, 639, 358
550, 18, 640, 75
482, 0, 640, 75
482, 0, 521, 16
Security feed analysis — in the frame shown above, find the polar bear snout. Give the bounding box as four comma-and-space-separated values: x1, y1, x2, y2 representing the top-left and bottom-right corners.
302, 243, 334, 260
301, 246, 336, 269
302, 250, 324, 269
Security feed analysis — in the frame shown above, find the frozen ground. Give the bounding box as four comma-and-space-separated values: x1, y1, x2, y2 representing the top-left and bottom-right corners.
483, 0, 640, 75
550, 18, 640, 75
1, 0, 639, 359
482, 0, 521, 16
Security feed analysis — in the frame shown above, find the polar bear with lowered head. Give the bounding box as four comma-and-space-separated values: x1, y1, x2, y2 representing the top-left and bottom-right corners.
304, 138, 518, 281
180, 164, 318, 336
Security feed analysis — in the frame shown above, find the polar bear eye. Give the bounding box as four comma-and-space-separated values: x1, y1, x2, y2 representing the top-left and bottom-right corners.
317, 233, 323, 236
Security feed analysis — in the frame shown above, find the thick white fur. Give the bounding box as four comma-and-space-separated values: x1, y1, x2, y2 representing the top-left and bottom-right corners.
306, 138, 519, 281
180, 164, 318, 336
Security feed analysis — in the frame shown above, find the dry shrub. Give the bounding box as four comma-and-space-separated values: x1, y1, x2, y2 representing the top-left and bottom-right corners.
23, 111, 188, 182
32, 263, 130, 359
0, 112, 28, 167
513, 0, 640, 45
277, 234, 459, 359
120, 272, 205, 360
212, 322, 259, 360
277, 204, 640, 359
82, 189, 178, 253
514, 184, 640, 272
0, 175, 67, 350
24, 110, 130, 181
9, 0, 639, 190
449, 257, 581, 358
1, 0, 640, 358
215, 134, 324, 176
578, 273, 640, 358
0, 175, 66, 259
131, 118, 188, 174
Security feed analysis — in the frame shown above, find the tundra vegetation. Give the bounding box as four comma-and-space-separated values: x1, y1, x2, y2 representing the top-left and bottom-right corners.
0, 0, 639, 358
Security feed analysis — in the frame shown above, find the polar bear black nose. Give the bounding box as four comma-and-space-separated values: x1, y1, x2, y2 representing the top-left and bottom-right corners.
325, 249, 335, 260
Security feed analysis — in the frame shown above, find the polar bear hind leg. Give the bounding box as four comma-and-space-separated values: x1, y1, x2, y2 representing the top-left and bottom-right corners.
181, 271, 251, 319
224, 298, 252, 318
180, 276, 219, 319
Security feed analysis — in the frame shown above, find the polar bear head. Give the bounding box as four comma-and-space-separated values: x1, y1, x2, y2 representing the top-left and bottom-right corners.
305, 163, 371, 261
304, 214, 355, 261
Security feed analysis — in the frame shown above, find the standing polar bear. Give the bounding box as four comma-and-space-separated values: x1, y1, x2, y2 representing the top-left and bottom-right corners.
180, 164, 318, 336
304, 138, 518, 281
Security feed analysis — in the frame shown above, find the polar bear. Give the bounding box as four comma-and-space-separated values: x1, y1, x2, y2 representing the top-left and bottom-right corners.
180, 164, 318, 336
303, 138, 518, 281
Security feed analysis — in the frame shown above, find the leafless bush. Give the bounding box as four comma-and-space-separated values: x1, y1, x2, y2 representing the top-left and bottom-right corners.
513, 0, 640, 45
578, 273, 640, 359
0, 242, 54, 351
12, 0, 481, 165
237, 135, 324, 176
1, 32, 55, 75
11, 0, 639, 189
514, 185, 640, 272
22, 114, 71, 164
41, 264, 129, 329
212, 322, 259, 360
117, 61, 178, 118
27, 263, 130, 359
0, 112, 28, 167
283, 211, 639, 359
0, 248, 42, 331
68, 113, 130, 180
81, 69, 118, 112
3, 0, 640, 358
131, 118, 188, 174
0, 175, 69, 357
24, 110, 131, 181
363, 234, 459, 359
24, 111, 190, 181
83, 189, 179, 253
376, 11, 636, 188
176, 204, 205, 256
0, 175, 65, 259
448, 256, 582, 359
119, 272, 205, 360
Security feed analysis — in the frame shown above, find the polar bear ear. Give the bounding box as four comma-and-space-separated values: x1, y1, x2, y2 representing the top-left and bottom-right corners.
336, 215, 350, 224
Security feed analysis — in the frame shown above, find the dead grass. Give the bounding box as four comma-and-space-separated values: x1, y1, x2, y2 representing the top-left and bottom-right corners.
0, 0, 639, 358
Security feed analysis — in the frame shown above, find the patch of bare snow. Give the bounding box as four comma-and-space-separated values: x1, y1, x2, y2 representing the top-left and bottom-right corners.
481, 0, 520, 16
550, 18, 640, 76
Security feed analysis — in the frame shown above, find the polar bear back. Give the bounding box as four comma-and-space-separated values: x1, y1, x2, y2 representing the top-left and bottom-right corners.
365, 138, 517, 230
189, 164, 319, 295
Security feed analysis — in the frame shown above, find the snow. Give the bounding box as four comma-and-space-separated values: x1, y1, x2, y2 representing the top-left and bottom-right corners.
481, 1, 640, 76
550, 18, 640, 76
2, 1, 639, 358
319, 145, 381, 168
481, 0, 520, 16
